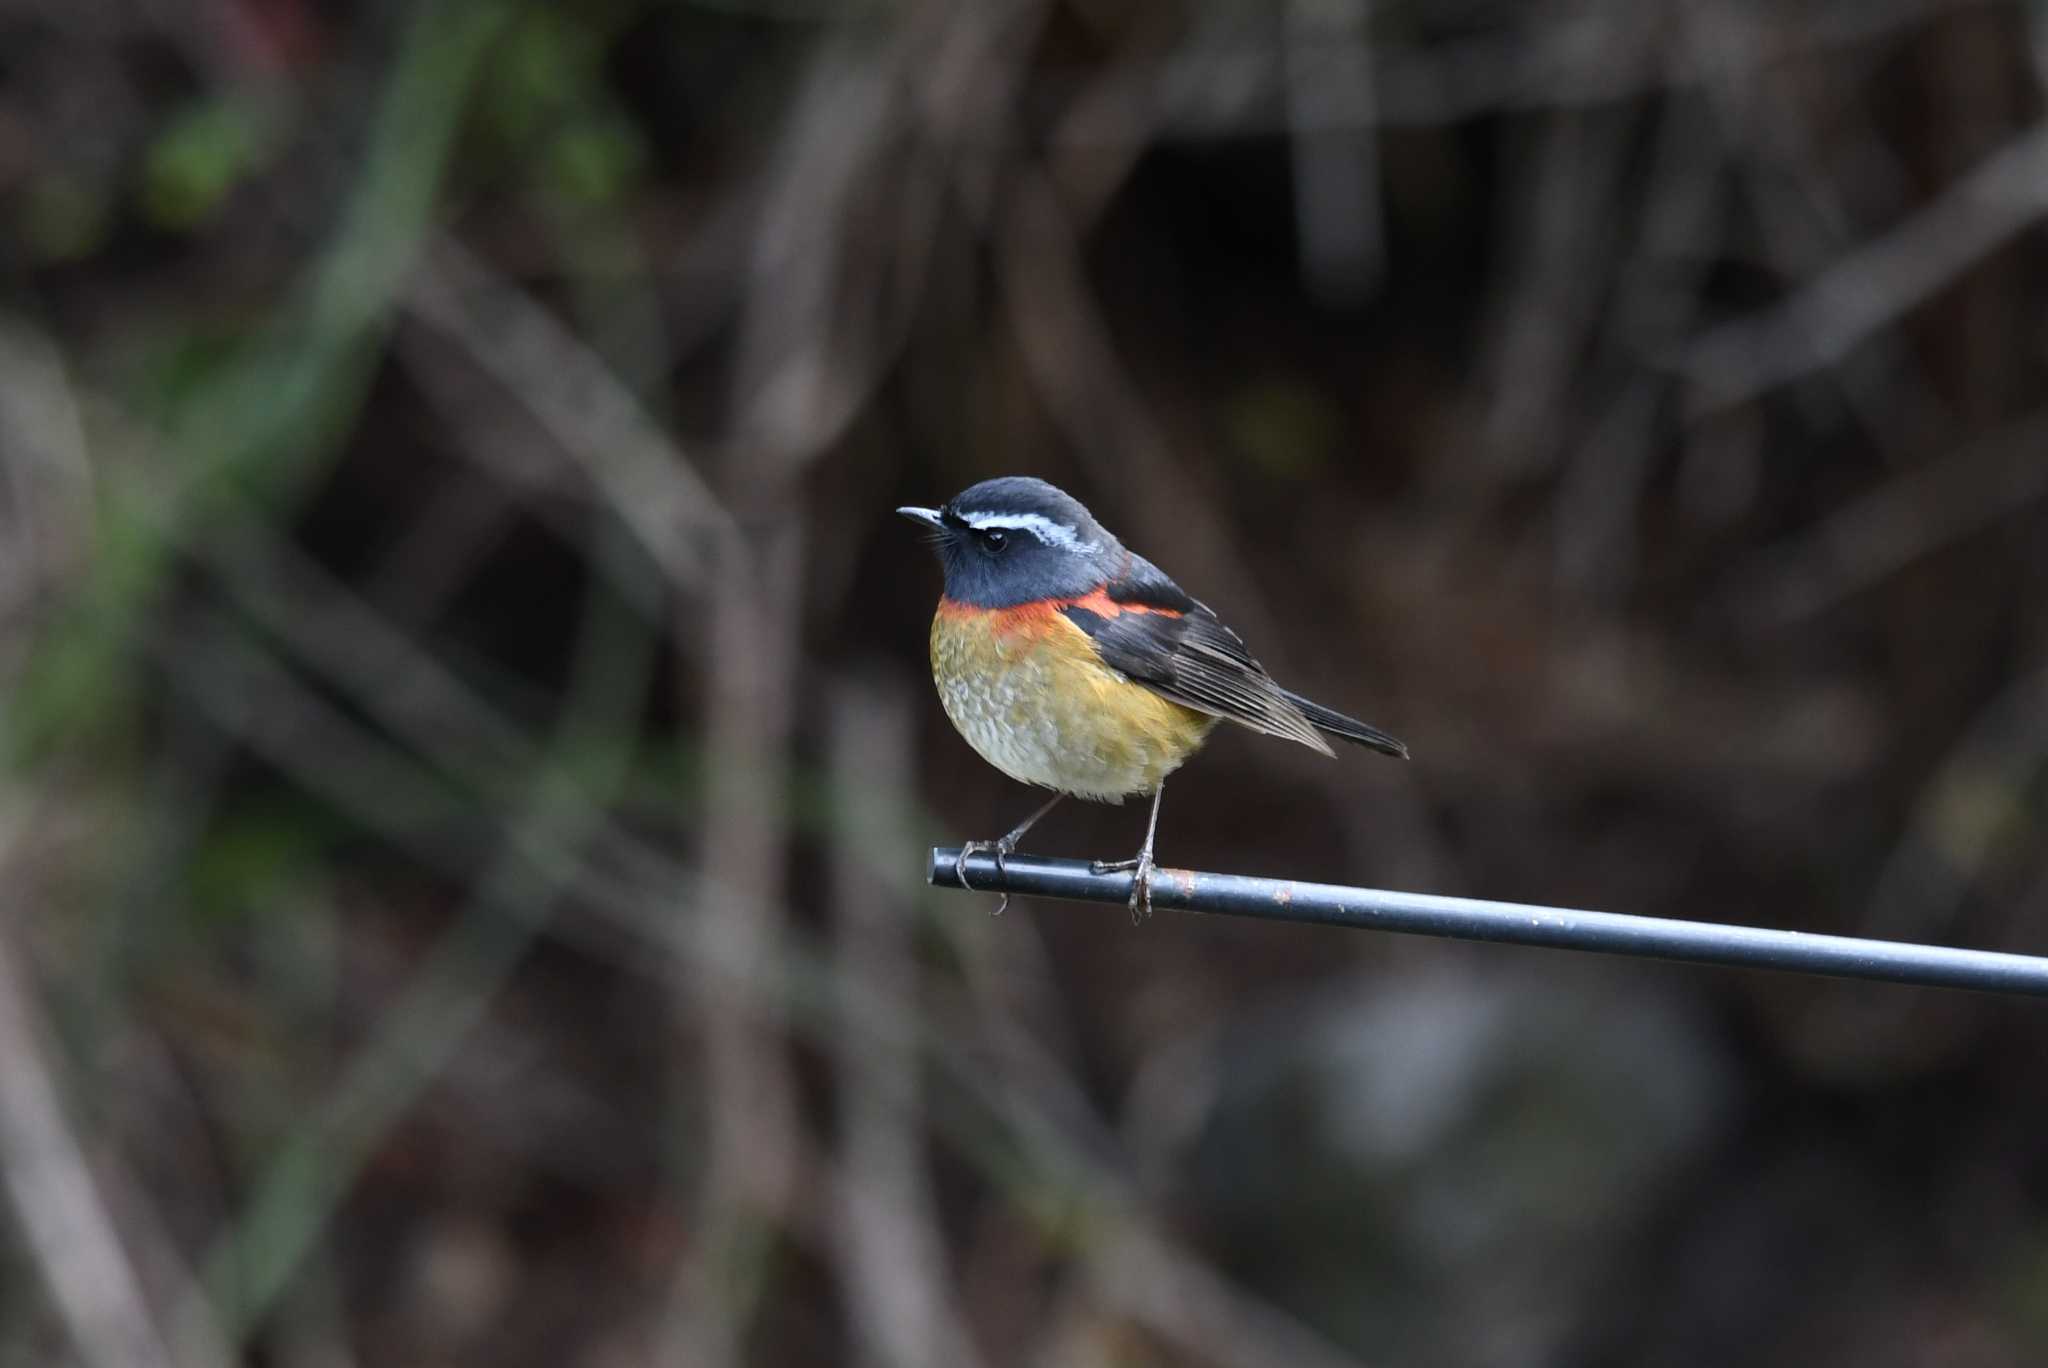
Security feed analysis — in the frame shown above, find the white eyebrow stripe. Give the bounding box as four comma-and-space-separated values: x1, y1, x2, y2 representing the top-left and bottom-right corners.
957, 511, 1096, 551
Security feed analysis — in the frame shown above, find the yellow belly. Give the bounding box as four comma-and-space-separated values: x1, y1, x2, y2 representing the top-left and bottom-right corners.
930, 605, 1217, 801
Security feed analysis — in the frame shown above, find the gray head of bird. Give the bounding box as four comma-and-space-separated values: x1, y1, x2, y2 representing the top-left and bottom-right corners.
897, 476, 1125, 608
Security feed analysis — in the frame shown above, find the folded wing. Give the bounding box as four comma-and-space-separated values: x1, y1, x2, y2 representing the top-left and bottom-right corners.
1062, 571, 1335, 757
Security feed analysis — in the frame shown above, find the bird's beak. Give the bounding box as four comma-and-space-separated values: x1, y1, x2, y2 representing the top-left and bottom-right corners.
896, 506, 945, 531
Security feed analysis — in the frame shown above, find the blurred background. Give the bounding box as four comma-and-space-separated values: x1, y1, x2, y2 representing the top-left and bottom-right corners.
4, 0, 2048, 1364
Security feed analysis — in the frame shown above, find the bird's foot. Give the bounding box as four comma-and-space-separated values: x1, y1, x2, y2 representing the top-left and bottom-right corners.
956, 837, 1020, 916
1089, 851, 1155, 922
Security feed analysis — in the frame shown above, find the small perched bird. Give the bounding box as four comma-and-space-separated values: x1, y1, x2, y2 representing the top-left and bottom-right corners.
900, 476, 1406, 918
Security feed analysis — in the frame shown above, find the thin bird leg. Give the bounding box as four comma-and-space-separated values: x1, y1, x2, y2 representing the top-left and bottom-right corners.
1091, 783, 1165, 921
957, 792, 1065, 915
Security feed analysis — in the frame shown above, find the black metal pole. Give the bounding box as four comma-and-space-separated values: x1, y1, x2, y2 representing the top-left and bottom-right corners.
928, 848, 2048, 998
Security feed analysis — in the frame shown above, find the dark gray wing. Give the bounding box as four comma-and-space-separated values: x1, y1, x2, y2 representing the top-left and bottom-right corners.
1062, 587, 1335, 757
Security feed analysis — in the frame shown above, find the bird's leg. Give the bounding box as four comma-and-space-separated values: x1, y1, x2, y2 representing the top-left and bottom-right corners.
957, 792, 1065, 915
1091, 783, 1165, 922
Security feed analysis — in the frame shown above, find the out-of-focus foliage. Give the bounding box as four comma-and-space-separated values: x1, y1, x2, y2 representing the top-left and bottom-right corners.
2, 1, 2047, 1365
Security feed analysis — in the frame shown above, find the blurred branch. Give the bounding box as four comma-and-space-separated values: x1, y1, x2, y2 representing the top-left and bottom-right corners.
1053, 0, 1977, 141
14, 0, 508, 754
1085, 1223, 1377, 1368
828, 676, 989, 1368
405, 236, 735, 589
724, 0, 1046, 482
1553, 91, 1724, 588
729, 23, 923, 477
662, 516, 807, 1365
0, 927, 195, 1368
171, 480, 687, 904
1683, 122, 2048, 408
1725, 407, 2048, 627
163, 514, 660, 1346
1473, 108, 1629, 483
727, 55, 894, 475
299, 4, 508, 343
939, 934, 1378, 1368
0, 314, 94, 634
1861, 659, 2048, 941
1674, 0, 1947, 452
1284, 0, 1383, 303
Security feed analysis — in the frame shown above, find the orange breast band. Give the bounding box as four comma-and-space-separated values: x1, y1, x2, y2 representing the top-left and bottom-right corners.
936, 596, 1064, 639
936, 588, 1181, 639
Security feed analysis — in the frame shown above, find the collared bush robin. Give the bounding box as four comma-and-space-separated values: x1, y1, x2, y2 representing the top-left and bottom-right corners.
901, 476, 1406, 918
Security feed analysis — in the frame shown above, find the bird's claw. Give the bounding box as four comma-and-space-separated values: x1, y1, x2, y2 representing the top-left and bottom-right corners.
1128, 853, 1154, 921
955, 842, 985, 889
957, 838, 1016, 916
1089, 852, 1155, 922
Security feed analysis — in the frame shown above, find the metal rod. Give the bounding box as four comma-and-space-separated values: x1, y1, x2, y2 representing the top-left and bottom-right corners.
928, 849, 2048, 998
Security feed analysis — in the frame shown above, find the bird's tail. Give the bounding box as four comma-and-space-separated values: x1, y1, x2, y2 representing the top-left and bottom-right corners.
1279, 689, 1409, 758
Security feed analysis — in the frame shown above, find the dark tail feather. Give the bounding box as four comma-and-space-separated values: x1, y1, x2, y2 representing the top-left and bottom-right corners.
1279, 689, 1409, 759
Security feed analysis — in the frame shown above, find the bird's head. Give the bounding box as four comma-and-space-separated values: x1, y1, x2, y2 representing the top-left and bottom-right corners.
898, 477, 1122, 608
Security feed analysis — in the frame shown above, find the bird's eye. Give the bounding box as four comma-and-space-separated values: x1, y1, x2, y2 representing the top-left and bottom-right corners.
976, 528, 1008, 554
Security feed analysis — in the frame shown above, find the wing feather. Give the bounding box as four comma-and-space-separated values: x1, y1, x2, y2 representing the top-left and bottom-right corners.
1061, 590, 1335, 756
